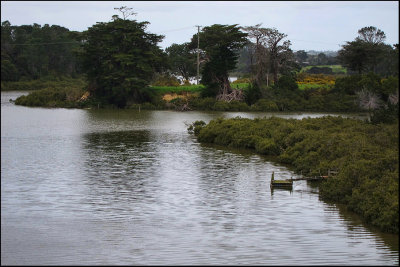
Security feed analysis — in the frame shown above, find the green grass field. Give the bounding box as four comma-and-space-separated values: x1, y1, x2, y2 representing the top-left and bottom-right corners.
230, 83, 250, 89
149, 84, 205, 94
297, 83, 334, 90
150, 78, 341, 93
300, 65, 347, 74
150, 83, 249, 94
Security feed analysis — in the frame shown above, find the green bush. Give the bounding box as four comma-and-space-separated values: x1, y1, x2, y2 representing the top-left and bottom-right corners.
275, 75, 299, 91
370, 103, 399, 124
13, 78, 87, 108
244, 84, 261, 105
232, 77, 250, 84
15, 87, 66, 107
212, 101, 231, 111
333, 74, 362, 95
151, 74, 181, 86
189, 97, 217, 110
250, 99, 279, 111
187, 120, 206, 135
255, 138, 280, 155
381, 76, 399, 101
192, 116, 398, 233
200, 84, 219, 98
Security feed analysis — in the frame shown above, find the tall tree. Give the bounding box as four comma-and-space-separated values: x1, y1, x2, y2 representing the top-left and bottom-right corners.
338, 26, 393, 75
234, 44, 253, 75
338, 40, 371, 74
241, 24, 270, 88
80, 12, 166, 107
295, 50, 308, 65
1, 21, 82, 80
242, 25, 295, 86
356, 26, 386, 44
264, 28, 294, 84
317, 53, 328, 65
113, 6, 137, 20
165, 43, 197, 83
190, 24, 248, 100
1, 20, 19, 81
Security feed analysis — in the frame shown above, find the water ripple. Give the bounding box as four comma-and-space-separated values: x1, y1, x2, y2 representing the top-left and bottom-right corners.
1, 95, 397, 265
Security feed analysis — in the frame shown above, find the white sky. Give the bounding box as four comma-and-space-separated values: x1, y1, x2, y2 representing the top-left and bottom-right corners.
1, 1, 399, 51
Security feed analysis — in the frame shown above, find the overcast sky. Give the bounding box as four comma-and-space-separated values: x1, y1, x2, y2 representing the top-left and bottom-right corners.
1, 1, 399, 51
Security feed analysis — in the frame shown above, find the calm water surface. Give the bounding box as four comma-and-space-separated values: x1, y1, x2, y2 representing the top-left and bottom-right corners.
1, 91, 398, 265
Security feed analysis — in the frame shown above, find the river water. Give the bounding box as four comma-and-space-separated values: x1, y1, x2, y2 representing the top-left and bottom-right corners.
1, 91, 398, 265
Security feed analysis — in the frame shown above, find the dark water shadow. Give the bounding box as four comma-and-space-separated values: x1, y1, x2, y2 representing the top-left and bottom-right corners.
80, 130, 162, 216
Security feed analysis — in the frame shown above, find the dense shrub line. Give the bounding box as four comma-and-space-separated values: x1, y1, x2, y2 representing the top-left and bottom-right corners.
10, 73, 397, 121
13, 79, 87, 108
190, 116, 398, 233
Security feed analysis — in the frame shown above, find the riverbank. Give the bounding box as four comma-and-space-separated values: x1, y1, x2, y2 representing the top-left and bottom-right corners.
8, 79, 364, 113
189, 116, 399, 233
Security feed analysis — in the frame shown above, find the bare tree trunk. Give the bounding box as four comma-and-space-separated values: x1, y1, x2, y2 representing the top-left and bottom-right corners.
215, 75, 232, 97
216, 75, 244, 102
222, 76, 232, 95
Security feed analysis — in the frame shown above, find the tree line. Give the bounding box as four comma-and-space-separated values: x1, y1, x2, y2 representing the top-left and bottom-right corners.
1, 20, 83, 81
2, 8, 398, 114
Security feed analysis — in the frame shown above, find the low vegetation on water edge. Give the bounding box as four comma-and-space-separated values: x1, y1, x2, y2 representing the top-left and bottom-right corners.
13, 78, 88, 108
149, 84, 204, 95
9, 72, 398, 123
188, 116, 399, 233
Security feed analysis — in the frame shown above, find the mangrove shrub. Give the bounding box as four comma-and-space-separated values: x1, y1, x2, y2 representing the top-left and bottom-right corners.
190, 116, 398, 233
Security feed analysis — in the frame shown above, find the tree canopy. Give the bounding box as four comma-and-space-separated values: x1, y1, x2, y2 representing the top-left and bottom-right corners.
190, 24, 248, 99
242, 24, 297, 86
356, 26, 386, 44
338, 26, 397, 76
1, 20, 82, 81
165, 42, 197, 83
80, 15, 166, 107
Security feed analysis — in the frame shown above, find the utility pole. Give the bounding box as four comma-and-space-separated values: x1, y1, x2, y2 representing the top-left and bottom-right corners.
195, 25, 201, 85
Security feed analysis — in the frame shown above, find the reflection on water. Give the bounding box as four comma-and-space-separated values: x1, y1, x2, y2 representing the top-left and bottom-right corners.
1, 91, 397, 265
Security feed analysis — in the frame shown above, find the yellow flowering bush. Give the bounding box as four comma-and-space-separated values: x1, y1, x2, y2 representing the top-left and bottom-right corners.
296, 73, 336, 85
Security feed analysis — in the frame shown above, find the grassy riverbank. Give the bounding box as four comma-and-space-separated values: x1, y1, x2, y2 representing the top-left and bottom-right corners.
11, 78, 88, 108
189, 116, 399, 233
9, 79, 362, 112
7, 73, 397, 117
